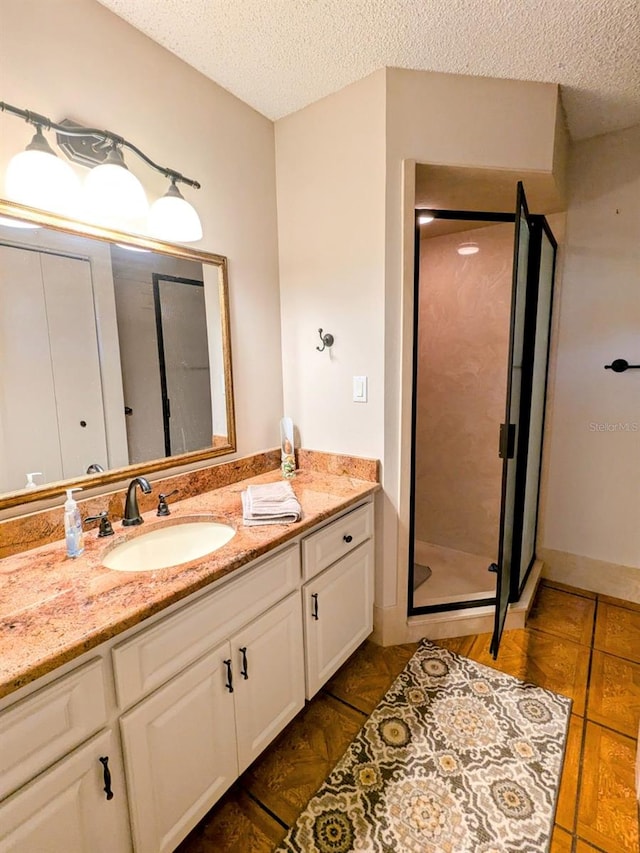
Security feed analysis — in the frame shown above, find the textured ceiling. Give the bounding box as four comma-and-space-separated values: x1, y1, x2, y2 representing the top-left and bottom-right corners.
98, 0, 640, 140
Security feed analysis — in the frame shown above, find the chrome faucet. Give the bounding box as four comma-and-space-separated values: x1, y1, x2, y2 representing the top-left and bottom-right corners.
122, 476, 152, 526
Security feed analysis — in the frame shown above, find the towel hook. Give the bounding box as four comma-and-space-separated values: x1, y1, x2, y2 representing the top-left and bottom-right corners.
316, 328, 334, 352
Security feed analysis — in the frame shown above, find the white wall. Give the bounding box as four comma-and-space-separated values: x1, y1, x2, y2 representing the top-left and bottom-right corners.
541, 124, 640, 575
0, 0, 283, 458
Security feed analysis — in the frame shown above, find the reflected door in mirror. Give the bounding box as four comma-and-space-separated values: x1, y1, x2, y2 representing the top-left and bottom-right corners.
153, 274, 212, 457
0, 199, 235, 509
0, 245, 108, 492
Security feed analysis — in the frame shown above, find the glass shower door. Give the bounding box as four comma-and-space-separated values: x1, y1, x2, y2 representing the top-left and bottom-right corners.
490, 183, 532, 658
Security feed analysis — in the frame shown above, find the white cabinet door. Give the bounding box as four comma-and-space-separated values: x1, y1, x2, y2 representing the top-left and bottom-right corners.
0, 729, 131, 853
40, 252, 108, 478
232, 592, 305, 773
0, 244, 62, 490
304, 540, 374, 698
120, 642, 238, 853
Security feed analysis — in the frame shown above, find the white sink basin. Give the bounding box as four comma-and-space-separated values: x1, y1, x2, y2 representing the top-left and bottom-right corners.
103, 520, 236, 572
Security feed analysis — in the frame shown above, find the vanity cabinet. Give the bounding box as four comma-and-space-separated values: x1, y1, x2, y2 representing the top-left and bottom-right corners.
0, 496, 375, 853
302, 504, 375, 698
0, 659, 107, 801
0, 657, 130, 853
117, 555, 305, 853
0, 729, 130, 853
0, 716, 131, 853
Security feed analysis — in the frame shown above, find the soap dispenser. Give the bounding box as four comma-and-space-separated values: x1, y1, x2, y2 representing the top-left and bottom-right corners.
64, 488, 85, 558
24, 472, 43, 490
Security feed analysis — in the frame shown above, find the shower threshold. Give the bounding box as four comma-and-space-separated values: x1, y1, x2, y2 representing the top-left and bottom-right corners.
412, 541, 496, 609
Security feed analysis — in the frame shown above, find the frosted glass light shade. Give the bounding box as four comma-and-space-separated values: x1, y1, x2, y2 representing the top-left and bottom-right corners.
148, 183, 203, 243
83, 151, 149, 230
5, 135, 81, 218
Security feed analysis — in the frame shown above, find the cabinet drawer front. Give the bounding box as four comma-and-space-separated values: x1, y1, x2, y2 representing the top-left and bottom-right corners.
113, 544, 300, 710
0, 660, 107, 801
302, 502, 373, 581
0, 729, 130, 853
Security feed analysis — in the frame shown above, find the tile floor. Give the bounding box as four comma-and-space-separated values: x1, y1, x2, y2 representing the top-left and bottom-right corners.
177, 580, 640, 853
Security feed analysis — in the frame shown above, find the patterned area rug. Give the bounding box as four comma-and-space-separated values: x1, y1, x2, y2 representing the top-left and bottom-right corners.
277, 640, 571, 853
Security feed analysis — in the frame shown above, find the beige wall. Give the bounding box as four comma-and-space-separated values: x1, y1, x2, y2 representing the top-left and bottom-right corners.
415, 223, 512, 559
275, 70, 387, 459
0, 0, 283, 458
275, 66, 563, 638
275, 70, 388, 601
540, 124, 640, 584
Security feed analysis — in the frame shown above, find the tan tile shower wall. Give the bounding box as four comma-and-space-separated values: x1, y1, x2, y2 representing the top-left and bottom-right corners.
415, 222, 512, 557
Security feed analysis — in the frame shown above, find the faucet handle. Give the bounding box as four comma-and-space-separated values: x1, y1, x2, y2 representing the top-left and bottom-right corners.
85, 511, 114, 537
157, 490, 179, 517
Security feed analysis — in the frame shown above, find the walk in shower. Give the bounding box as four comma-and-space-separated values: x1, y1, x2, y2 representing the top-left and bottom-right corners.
408, 185, 557, 656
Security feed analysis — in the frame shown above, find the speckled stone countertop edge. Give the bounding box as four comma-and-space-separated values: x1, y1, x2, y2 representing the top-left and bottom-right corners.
0, 467, 379, 701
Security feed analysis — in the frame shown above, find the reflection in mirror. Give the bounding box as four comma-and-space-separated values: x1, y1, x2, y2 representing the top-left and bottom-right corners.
0, 201, 235, 509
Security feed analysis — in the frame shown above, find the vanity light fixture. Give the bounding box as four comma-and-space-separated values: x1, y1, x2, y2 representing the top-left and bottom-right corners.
148, 179, 203, 242
83, 143, 149, 230
5, 124, 82, 217
418, 212, 435, 225
0, 100, 203, 242
457, 242, 480, 256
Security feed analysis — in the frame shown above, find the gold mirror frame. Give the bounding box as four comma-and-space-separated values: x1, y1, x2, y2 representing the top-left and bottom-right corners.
0, 199, 236, 510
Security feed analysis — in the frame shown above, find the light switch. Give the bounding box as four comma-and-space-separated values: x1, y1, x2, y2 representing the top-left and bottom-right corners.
353, 375, 367, 403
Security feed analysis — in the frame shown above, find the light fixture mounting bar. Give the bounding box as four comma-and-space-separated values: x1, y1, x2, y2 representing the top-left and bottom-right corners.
0, 100, 200, 190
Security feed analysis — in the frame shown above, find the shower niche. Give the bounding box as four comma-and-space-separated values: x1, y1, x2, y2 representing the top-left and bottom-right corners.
408, 183, 557, 657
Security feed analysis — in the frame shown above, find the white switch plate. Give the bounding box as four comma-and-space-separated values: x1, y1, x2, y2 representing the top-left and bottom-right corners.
353, 375, 367, 402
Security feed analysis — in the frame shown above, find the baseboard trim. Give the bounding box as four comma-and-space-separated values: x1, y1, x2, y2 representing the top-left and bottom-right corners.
372, 560, 543, 645
540, 548, 640, 604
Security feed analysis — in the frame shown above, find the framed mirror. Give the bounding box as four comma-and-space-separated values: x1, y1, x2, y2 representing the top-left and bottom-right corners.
0, 199, 235, 510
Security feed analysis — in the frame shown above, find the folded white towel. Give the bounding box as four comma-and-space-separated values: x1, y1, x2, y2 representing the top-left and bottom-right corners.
246, 482, 297, 504
241, 483, 302, 526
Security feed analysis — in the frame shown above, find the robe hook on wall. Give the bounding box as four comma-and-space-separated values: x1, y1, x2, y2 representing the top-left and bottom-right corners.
316, 328, 334, 352
604, 358, 640, 373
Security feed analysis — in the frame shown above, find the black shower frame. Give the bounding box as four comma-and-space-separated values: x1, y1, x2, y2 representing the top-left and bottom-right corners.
407, 208, 557, 617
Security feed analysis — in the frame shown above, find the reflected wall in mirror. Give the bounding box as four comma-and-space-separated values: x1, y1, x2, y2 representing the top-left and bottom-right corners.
0, 200, 235, 509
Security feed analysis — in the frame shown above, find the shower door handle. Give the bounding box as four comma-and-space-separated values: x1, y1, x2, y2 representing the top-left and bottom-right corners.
498, 423, 516, 459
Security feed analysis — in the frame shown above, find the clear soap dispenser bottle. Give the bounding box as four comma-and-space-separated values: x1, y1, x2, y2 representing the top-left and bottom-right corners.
64, 487, 85, 558
24, 472, 43, 490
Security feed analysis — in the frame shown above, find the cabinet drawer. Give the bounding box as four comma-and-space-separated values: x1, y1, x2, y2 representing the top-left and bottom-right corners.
0, 729, 130, 853
302, 502, 373, 581
112, 544, 300, 710
0, 659, 107, 801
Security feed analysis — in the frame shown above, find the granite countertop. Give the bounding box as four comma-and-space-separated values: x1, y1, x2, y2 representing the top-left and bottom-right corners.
0, 468, 378, 701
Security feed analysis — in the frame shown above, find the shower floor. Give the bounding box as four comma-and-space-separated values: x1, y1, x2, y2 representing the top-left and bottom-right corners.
412, 541, 496, 608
